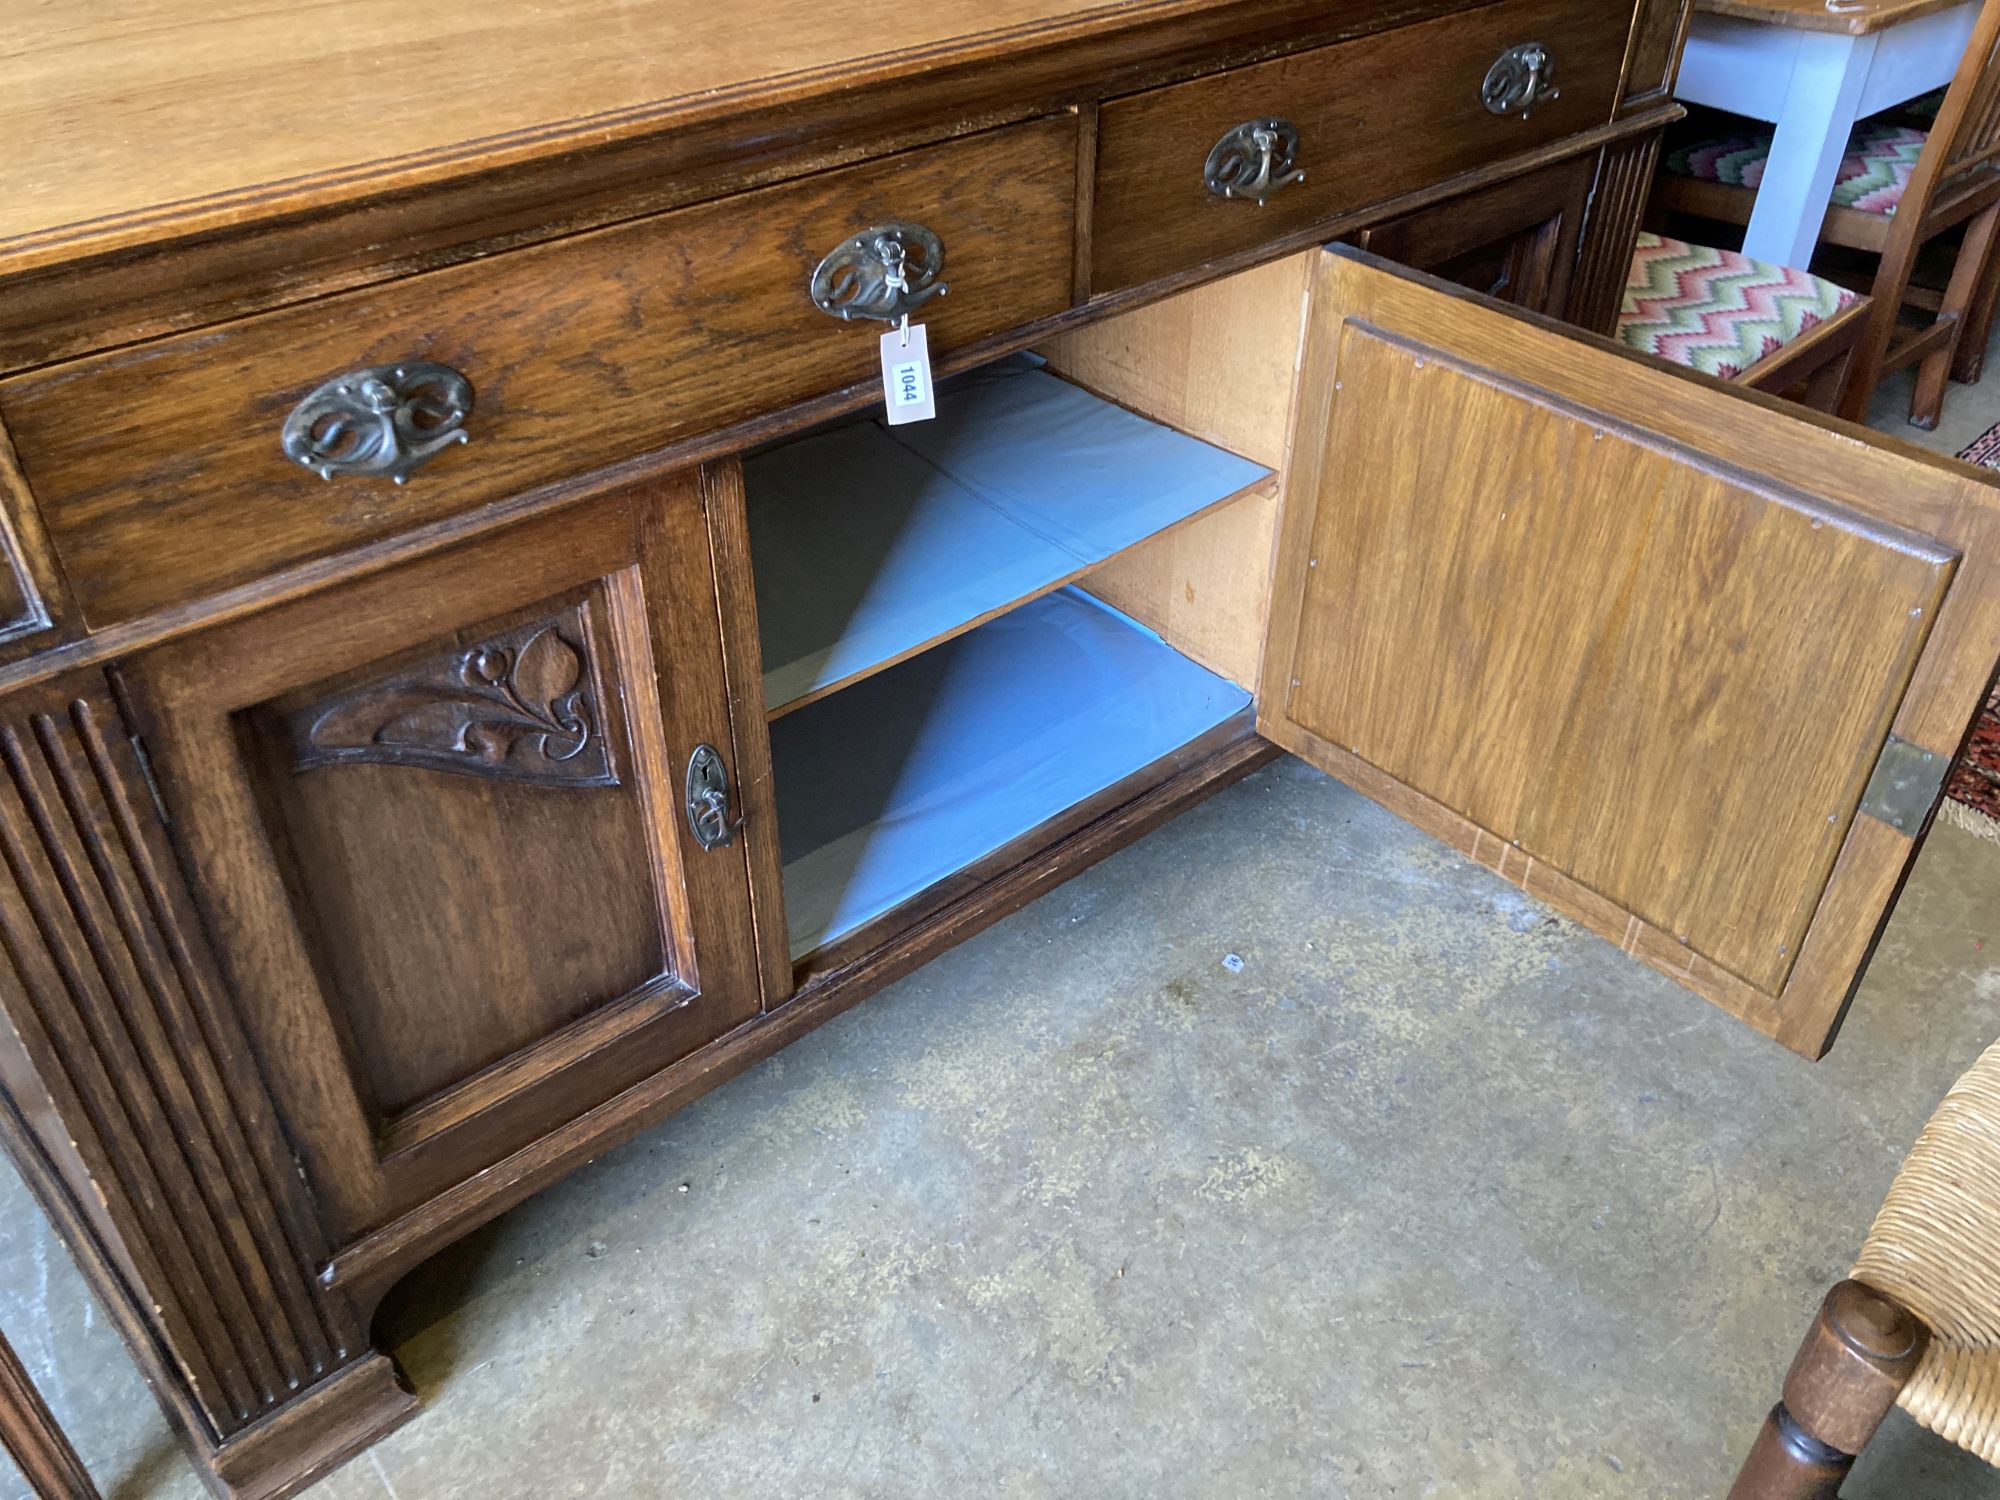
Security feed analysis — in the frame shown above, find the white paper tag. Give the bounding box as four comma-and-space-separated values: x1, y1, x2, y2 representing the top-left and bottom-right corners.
880, 322, 936, 425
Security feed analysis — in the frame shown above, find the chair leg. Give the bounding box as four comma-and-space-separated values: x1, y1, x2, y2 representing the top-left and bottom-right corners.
1912, 203, 2000, 428
1955, 213, 2000, 386
0, 1331, 97, 1500
1727, 1281, 1927, 1500
1837, 284, 1906, 425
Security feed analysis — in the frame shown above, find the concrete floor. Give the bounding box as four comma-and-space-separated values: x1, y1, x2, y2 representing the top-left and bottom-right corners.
11, 341, 2000, 1500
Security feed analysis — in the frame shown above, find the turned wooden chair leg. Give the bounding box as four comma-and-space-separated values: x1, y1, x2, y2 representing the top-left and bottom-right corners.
1728, 1281, 1928, 1500
0, 1331, 97, 1500
1912, 203, 2000, 429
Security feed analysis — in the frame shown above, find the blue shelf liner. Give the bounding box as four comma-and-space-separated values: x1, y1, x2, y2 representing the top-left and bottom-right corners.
772, 586, 1251, 959
747, 359, 1270, 711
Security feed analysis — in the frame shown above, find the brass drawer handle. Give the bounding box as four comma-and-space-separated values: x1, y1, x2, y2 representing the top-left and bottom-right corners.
1483, 42, 1561, 117
810, 223, 948, 323
281, 361, 473, 484
1204, 119, 1305, 206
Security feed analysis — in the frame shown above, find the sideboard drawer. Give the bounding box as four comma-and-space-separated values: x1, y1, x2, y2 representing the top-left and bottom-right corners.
1090, 0, 1630, 294
1, 118, 1076, 627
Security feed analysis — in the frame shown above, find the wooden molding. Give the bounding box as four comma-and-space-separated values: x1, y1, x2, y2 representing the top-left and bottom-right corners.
0, 671, 373, 1437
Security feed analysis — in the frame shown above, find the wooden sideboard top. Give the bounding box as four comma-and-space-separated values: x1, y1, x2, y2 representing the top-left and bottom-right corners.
1692, 0, 1967, 35
1, 0, 1109, 256
2, 0, 1502, 280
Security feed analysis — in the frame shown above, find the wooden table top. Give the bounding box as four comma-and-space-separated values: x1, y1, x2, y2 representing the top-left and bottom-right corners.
1693, 0, 1969, 36
0, 0, 1131, 268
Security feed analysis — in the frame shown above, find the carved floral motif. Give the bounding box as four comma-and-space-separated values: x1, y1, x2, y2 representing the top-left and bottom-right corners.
287, 606, 617, 787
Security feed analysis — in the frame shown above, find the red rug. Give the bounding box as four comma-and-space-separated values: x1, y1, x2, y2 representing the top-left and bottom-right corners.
1949, 423, 2000, 839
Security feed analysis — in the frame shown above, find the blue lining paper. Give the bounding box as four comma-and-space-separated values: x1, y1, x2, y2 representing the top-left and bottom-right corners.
747, 361, 1270, 711
772, 587, 1251, 959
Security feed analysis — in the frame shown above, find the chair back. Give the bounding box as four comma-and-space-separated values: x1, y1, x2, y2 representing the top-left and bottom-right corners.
1901, 0, 2000, 232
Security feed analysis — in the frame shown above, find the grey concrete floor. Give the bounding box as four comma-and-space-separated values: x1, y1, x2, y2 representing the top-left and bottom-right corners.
12, 333, 2000, 1500
11, 763, 2000, 1499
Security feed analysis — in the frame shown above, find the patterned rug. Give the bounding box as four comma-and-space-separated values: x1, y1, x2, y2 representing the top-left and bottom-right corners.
1948, 425, 2000, 841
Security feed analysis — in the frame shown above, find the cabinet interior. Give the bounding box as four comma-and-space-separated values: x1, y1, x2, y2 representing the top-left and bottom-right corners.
746, 252, 1318, 967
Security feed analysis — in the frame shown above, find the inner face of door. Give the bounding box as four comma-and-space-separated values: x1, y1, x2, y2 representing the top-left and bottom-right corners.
1258, 248, 2000, 1057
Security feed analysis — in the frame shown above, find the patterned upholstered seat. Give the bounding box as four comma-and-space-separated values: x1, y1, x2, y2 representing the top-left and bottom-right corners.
1663, 116, 1927, 216
1617, 233, 1862, 381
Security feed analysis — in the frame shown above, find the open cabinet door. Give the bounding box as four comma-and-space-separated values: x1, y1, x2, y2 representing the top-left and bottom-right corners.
1260, 248, 2000, 1059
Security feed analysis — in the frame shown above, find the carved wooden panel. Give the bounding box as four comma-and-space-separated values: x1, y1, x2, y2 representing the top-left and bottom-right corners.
0, 671, 367, 1436
285, 600, 617, 788
122, 474, 765, 1236
244, 585, 662, 1124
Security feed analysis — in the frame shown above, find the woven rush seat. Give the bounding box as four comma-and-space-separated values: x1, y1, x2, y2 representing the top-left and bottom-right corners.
1853, 1037, 2000, 1466
1617, 232, 1862, 381
1664, 116, 1929, 217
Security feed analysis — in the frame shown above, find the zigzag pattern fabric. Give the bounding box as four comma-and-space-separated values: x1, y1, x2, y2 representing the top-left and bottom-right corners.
1616, 233, 1860, 380
1664, 117, 1928, 216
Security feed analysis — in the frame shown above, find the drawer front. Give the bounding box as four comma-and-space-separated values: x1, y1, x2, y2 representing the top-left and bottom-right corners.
1091, 0, 1632, 294
2, 119, 1076, 626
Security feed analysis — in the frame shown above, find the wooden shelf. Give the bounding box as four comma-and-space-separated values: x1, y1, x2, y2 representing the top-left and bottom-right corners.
771, 587, 1252, 960
746, 358, 1272, 717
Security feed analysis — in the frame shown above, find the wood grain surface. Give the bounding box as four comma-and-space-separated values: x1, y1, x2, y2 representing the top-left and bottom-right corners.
1354, 152, 1596, 314
1693, 0, 1969, 36
1621, 0, 1696, 106
0, 671, 375, 1433
0, 0, 1104, 253
1261, 250, 2000, 1055
1090, 0, 1630, 292
125, 469, 763, 1234
1, 118, 1075, 628
1044, 250, 1313, 686
0, 0, 1491, 374
0, 1324, 97, 1499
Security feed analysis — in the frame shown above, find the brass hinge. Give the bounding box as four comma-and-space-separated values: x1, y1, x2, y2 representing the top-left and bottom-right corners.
1857, 735, 1948, 834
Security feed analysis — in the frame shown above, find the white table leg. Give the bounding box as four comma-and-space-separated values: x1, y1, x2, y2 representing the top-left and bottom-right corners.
1741, 30, 1878, 267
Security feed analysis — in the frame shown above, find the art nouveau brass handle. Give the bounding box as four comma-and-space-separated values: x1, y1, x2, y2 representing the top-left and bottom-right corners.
685, 743, 747, 851
810, 223, 948, 323
1482, 42, 1561, 117
280, 361, 473, 483
1204, 119, 1305, 205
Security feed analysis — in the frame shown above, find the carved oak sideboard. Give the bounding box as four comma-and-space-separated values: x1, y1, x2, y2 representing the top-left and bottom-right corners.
8, 3, 2000, 1496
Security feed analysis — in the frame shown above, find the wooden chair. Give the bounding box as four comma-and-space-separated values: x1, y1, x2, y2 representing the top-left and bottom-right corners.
0, 1329, 97, 1500
1728, 1037, 2000, 1498
1655, 0, 2000, 428
1615, 232, 1872, 412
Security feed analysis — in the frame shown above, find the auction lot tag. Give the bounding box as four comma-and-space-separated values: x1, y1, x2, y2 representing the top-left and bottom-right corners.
880, 321, 936, 425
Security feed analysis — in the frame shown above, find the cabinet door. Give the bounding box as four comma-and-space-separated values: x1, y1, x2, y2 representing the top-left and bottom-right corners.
1353, 154, 1595, 319
124, 468, 764, 1236
1262, 249, 2000, 1059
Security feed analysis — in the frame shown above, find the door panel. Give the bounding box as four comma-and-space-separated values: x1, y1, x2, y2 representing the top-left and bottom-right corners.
125, 467, 765, 1235
1264, 250, 2000, 1057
